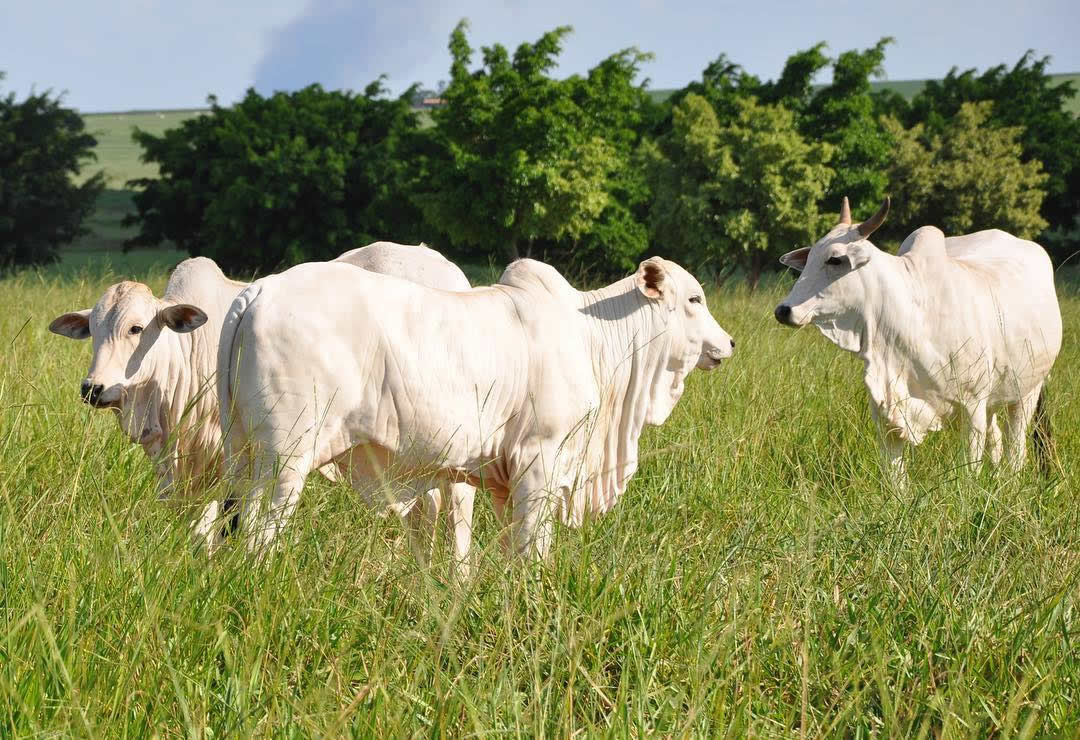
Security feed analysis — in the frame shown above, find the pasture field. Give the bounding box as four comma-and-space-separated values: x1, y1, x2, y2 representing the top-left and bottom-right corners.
78, 110, 208, 187
1, 252, 1078, 735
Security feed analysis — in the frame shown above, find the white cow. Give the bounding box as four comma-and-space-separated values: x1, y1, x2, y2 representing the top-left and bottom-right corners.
774, 197, 1062, 478
217, 256, 735, 564
48, 243, 473, 544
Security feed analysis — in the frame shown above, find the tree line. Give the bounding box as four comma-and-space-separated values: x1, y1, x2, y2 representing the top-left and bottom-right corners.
3, 23, 1079, 282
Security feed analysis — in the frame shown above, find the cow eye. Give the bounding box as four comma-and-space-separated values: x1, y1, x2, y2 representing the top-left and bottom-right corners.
825, 256, 846, 267
129, 325, 144, 335
689, 295, 703, 304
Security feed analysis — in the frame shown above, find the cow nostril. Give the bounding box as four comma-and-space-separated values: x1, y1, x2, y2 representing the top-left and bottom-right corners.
774, 305, 792, 324
80, 381, 104, 405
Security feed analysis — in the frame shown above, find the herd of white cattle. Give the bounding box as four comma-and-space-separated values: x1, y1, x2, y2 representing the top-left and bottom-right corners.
47, 198, 1062, 574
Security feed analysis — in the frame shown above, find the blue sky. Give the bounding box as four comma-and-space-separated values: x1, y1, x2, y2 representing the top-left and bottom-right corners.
5, 0, 1079, 112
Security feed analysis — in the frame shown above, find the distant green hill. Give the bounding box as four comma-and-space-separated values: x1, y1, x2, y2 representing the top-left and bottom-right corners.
77, 110, 208, 186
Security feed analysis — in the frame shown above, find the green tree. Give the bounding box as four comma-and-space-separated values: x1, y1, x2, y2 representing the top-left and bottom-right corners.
883, 102, 1047, 239
758, 42, 831, 114
663, 54, 761, 126
908, 52, 1080, 230
124, 112, 219, 255
643, 93, 834, 288
560, 48, 656, 274
416, 22, 647, 269
0, 74, 104, 269
802, 38, 895, 213
126, 81, 421, 274
660, 40, 894, 225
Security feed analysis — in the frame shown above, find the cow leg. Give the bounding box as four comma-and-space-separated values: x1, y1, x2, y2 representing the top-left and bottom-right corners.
192, 500, 223, 553
985, 413, 1004, 467
871, 401, 907, 485
490, 489, 512, 554
510, 465, 560, 561
404, 485, 442, 568
963, 401, 989, 470
882, 431, 906, 483
873, 418, 907, 485
1002, 388, 1041, 472
240, 452, 312, 558
444, 482, 475, 579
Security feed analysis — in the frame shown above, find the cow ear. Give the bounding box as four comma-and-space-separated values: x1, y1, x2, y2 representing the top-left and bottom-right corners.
779, 247, 811, 272
846, 243, 872, 270
635, 257, 668, 301
49, 310, 92, 340
158, 303, 208, 333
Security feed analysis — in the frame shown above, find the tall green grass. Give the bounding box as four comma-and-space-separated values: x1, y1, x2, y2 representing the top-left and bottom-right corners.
1, 257, 1078, 735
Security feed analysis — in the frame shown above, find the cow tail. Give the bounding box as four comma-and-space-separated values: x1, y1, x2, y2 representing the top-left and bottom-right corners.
1032, 385, 1055, 476
217, 282, 263, 486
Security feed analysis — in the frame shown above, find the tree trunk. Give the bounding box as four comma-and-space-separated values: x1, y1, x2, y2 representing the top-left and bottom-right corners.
746, 252, 766, 293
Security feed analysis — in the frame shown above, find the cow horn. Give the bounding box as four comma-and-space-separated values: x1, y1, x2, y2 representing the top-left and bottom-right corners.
857, 196, 890, 238
839, 197, 851, 225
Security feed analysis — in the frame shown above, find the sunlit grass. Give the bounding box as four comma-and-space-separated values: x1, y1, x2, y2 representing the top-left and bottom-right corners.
1, 256, 1078, 734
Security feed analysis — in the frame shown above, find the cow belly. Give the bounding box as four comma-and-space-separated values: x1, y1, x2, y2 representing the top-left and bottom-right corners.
330, 441, 508, 515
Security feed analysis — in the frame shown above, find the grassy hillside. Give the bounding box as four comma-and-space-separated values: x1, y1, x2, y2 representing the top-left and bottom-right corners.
2, 255, 1078, 734
71, 110, 205, 250
78, 109, 207, 187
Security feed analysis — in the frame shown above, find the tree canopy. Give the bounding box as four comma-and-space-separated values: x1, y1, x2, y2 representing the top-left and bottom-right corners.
883, 102, 1048, 240
126, 82, 422, 274
643, 93, 834, 287
117, 28, 1079, 278
0, 74, 104, 269
413, 22, 655, 273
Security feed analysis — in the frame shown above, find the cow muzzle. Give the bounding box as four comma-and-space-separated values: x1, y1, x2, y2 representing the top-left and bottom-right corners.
774, 304, 795, 326
699, 337, 734, 369
80, 379, 118, 408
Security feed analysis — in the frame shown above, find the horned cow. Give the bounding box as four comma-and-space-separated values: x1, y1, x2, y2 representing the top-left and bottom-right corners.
774, 197, 1062, 479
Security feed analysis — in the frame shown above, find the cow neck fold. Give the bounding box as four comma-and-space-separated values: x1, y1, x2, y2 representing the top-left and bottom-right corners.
857, 252, 932, 411
573, 277, 670, 521
157, 319, 221, 482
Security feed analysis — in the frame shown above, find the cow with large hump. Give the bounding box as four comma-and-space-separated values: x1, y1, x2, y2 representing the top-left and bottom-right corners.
48, 243, 475, 548
217, 256, 735, 565
774, 197, 1062, 479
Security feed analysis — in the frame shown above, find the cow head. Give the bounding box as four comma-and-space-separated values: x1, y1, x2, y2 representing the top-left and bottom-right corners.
49, 281, 208, 409
635, 257, 735, 424
773, 197, 889, 351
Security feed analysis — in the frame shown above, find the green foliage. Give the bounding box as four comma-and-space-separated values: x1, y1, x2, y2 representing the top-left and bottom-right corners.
909, 52, 1080, 229
125, 82, 421, 274
802, 39, 895, 213
664, 55, 761, 124
0, 74, 104, 269
1042, 213, 1080, 266
757, 42, 831, 114
415, 22, 654, 273
660, 39, 898, 232
643, 94, 833, 287
884, 102, 1048, 240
